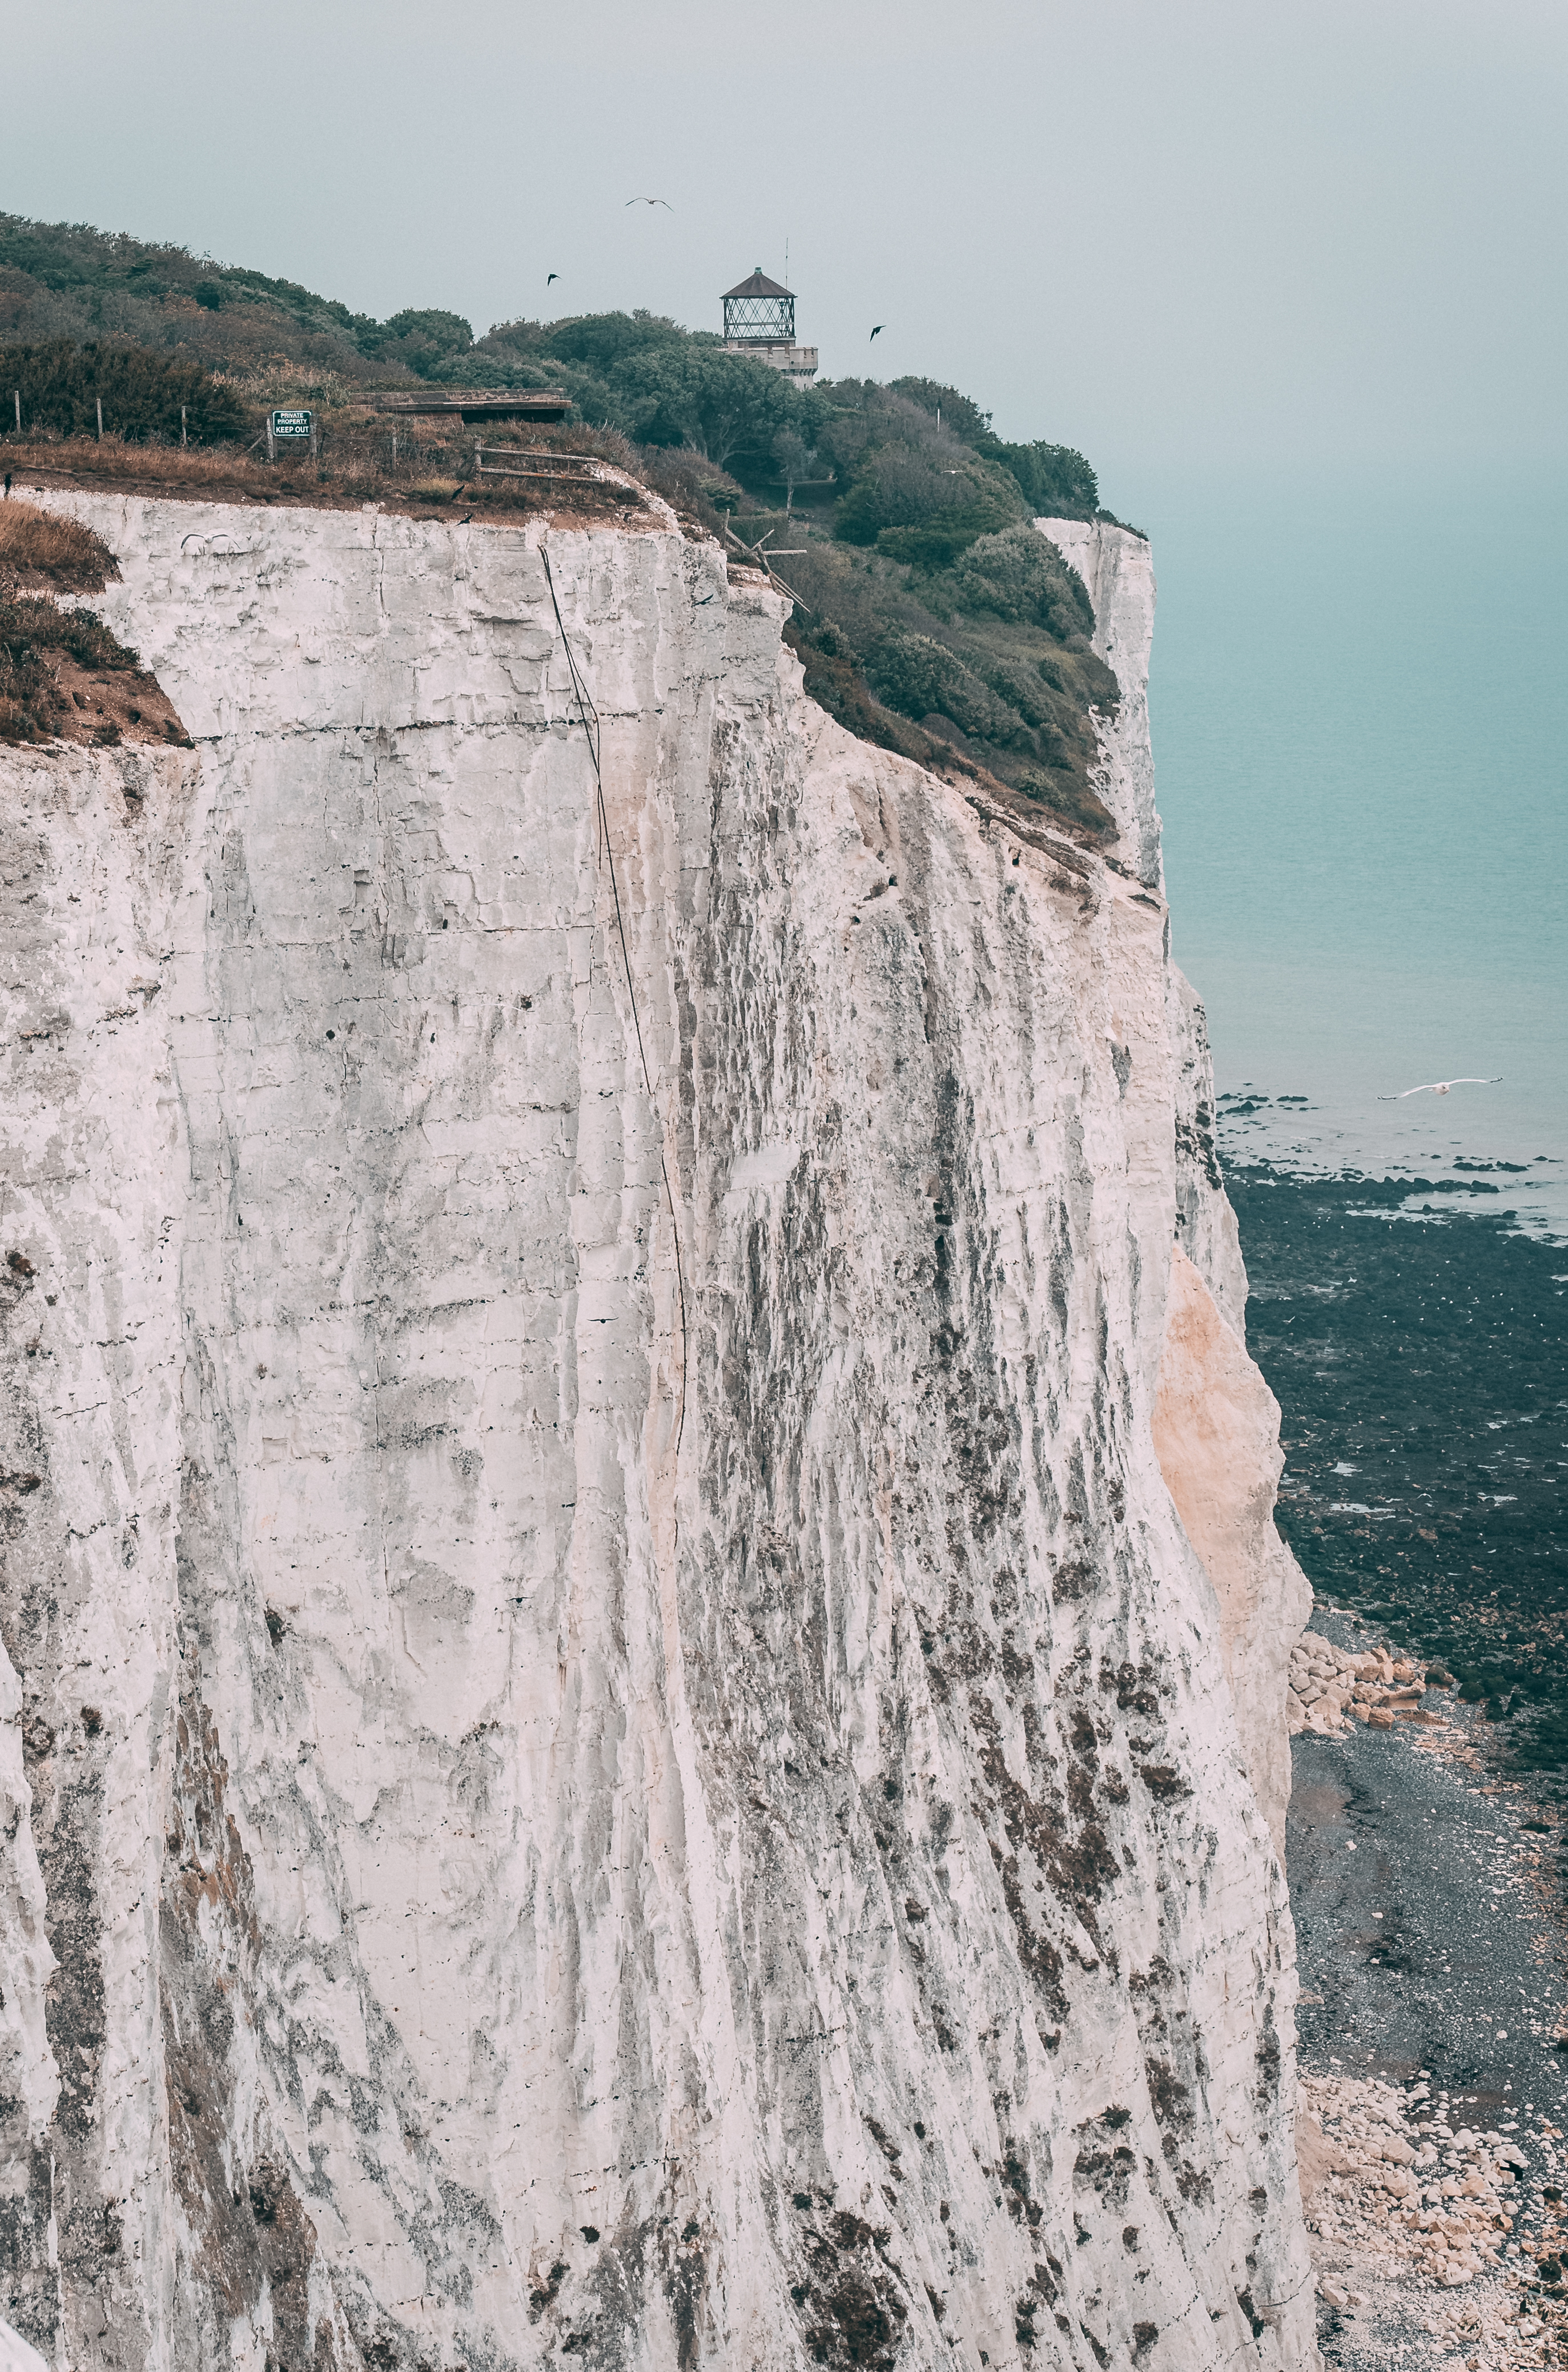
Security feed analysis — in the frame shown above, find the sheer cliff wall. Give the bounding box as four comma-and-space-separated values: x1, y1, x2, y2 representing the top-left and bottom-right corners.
0, 495, 1315, 2370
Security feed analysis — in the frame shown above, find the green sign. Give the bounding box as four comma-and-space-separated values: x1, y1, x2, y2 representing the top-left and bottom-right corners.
271, 408, 313, 438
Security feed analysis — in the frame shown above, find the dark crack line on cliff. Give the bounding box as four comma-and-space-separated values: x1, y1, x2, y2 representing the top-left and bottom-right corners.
541, 542, 688, 1459
183, 711, 691, 770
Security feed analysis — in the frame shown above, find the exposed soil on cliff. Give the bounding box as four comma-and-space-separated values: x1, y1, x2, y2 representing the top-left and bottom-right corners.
0, 628, 189, 749
0, 592, 190, 748
0, 498, 191, 746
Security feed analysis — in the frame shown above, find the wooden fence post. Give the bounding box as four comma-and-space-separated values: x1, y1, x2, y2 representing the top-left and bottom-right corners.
96, 396, 103, 441
12, 392, 19, 433
181, 405, 188, 448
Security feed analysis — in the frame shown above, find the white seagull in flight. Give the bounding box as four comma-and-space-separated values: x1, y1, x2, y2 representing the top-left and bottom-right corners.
1377, 1076, 1502, 1100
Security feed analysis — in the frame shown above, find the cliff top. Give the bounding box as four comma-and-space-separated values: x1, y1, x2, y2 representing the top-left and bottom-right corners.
1, 208, 1135, 842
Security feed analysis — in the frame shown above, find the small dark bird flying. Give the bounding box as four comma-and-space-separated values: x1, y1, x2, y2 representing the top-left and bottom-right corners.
625, 197, 673, 209
547, 272, 558, 285
869, 325, 884, 341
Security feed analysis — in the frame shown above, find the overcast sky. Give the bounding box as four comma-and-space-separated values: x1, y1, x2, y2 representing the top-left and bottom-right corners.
7, 0, 1565, 505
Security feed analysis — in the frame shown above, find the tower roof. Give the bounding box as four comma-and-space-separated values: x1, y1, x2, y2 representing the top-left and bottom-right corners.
722, 268, 792, 300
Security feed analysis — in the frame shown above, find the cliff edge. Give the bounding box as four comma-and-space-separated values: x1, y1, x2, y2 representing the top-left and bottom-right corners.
0, 495, 1315, 2369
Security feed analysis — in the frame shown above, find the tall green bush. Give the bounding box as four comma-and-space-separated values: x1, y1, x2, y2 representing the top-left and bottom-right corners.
359, 308, 473, 378
835, 442, 1023, 550
992, 440, 1099, 516
1, 340, 248, 443
886, 377, 1098, 516
942, 524, 1095, 641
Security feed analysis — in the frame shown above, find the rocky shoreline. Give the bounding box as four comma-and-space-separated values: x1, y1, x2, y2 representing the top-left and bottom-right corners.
1289, 1607, 1568, 2368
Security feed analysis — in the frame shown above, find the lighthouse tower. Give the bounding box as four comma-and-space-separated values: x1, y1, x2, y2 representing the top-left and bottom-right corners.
721, 268, 818, 384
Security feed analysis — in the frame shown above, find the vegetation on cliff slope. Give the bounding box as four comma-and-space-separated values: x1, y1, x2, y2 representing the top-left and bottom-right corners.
0, 211, 1128, 839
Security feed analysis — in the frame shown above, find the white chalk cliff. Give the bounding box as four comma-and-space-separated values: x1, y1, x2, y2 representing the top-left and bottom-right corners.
0, 492, 1316, 2369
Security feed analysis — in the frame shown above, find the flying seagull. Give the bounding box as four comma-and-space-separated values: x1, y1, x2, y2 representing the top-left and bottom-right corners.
870, 325, 884, 341
547, 272, 558, 285
626, 196, 673, 209
1377, 1076, 1502, 1100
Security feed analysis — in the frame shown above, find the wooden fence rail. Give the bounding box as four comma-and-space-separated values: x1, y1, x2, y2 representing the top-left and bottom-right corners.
472, 446, 602, 485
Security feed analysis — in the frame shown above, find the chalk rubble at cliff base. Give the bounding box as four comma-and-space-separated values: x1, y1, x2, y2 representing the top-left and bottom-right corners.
1288, 1630, 1430, 1738
0, 492, 1320, 2369
1300, 2073, 1568, 2365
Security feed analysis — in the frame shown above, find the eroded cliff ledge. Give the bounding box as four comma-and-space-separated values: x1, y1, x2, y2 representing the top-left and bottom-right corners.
0, 494, 1315, 2369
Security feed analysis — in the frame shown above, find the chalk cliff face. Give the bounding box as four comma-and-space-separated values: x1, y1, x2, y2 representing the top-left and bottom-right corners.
0, 493, 1314, 2370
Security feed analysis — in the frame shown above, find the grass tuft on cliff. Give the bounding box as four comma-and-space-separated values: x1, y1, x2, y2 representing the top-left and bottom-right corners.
0, 498, 119, 592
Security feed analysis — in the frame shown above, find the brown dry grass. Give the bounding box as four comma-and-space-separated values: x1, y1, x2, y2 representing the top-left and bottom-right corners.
3, 437, 267, 488
0, 498, 119, 591
0, 421, 684, 533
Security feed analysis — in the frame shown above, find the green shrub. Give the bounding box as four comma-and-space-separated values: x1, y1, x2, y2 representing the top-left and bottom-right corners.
942, 523, 1095, 641
359, 308, 474, 378
887, 377, 992, 444
991, 440, 1099, 516
885, 378, 1098, 516
867, 630, 1032, 750
875, 516, 999, 568
1, 340, 248, 444
970, 650, 1058, 730
606, 343, 799, 468
423, 352, 526, 389
500, 308, 690, 377
783, 617, 936, 765
835, 441, 1022, 549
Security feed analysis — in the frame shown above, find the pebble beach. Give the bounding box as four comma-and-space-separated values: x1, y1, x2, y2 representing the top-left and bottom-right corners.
1289, 1608, 1568, 2367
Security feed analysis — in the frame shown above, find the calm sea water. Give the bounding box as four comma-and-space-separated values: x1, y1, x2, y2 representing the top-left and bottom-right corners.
1133, 472, 1568, 1761
1144, 472, 1568, 1233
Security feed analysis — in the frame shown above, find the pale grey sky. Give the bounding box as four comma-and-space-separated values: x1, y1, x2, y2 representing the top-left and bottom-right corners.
7, 0, 1565, 501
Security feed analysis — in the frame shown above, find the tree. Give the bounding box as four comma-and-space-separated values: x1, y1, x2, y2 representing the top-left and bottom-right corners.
834, 439, 1023, 550
888, 376, 991, 443
360, 308, 473, 379
771, 427, 817, 510
609, 344, 799, 469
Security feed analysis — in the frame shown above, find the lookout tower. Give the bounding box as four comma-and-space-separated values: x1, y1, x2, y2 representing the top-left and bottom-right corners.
721, 268, 818, 384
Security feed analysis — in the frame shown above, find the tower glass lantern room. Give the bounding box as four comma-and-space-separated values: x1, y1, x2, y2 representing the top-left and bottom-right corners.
722, 269, 796, 346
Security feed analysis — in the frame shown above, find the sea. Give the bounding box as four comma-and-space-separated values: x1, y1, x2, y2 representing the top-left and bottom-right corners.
1139, 470, 1568, 1767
